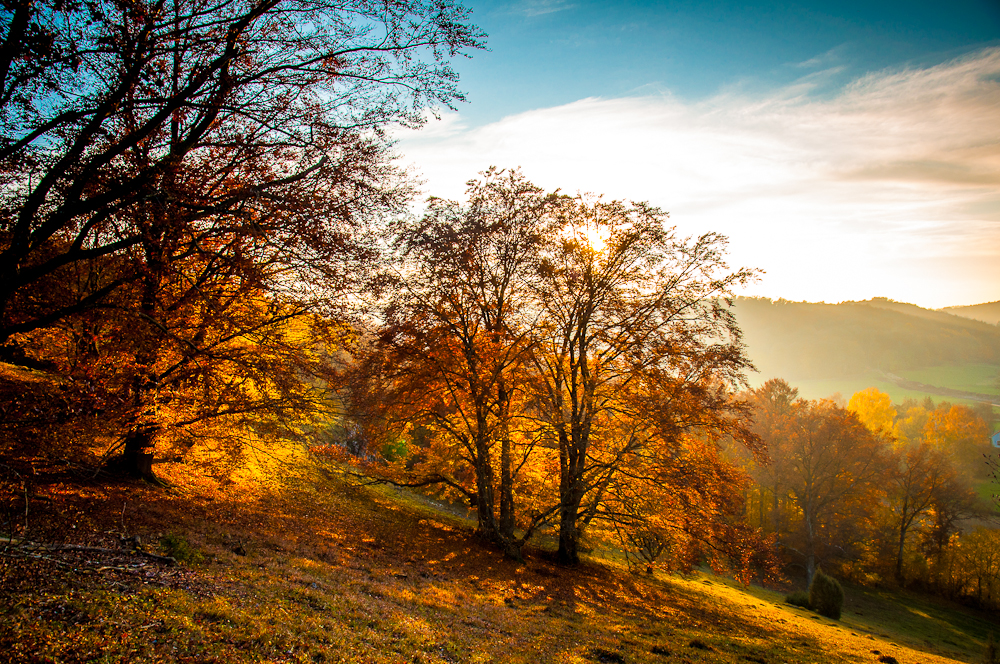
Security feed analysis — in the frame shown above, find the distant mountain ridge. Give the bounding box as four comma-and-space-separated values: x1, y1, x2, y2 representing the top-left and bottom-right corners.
731, 297, 1000, 382
941, 301, 1000, 326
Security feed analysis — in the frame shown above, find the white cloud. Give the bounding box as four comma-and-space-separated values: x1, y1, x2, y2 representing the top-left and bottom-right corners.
394, 47, 1000, 309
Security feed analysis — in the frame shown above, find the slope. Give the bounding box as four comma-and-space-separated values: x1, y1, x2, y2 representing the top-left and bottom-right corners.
1, 457, 996, 664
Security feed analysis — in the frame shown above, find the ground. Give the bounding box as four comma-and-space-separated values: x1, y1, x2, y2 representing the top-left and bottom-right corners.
1, 456, 997, 663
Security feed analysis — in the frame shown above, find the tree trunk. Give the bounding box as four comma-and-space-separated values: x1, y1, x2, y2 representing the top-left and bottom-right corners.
499, 431, 515, 540
556, 425, 580, 564
557, 468, 585, 565
498, 382, 515, 541
805, 514, 816, 587
474, 424, 499, 542
895, 517, 909, 584
122, 425, 157, 481
557, 496, 580, 565
758, 486, 765, 530
771, 484, 780, 531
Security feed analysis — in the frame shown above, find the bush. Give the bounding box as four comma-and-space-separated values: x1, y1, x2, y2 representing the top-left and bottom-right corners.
785, 590, 811, 608
809, 569, 844, 620
160, 533, 203, 564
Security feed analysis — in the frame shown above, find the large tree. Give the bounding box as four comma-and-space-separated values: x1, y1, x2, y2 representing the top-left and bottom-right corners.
0, 0, 483, 476
0, 0, 482, 340
353, 175, 768, 570
887, 441, 971, 584
528, 196, 760, 564
847, 387, 896, 440
363, 169, 555, 554
743, 378, 799, 534
776, 399, 889, 584
925, 403, 991, 478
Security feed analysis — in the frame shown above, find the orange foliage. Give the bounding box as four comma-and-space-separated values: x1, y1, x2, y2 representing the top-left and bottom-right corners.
343, 170, 774, 580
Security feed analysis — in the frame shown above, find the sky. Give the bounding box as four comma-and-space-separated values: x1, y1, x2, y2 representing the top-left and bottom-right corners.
393, 0, 1000, 309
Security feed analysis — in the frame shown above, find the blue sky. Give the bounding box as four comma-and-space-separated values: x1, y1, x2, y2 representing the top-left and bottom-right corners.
455, 0, 1000, 124
397, 0, 1000, 308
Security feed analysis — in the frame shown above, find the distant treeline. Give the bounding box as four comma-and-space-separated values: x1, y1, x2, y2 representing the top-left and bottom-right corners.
942, 301, 1000, 326
732, 297, 1000, 380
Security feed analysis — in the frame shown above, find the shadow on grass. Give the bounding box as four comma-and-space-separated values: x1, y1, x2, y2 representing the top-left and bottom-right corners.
2, 456, 993, 663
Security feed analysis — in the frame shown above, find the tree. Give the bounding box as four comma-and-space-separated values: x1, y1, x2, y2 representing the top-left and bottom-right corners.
0, 0, 483, 341
960, 528, 1000, 607
743, 378, 799, 533
0, 0, 484, 476
777, 399, 889, 584
925, 403, 991, 478
893, 401, 930, 447
365, 169, 556, 555
353, 175, 772, 575
920, 467, 980, 588
886, 442, 968, 584
528, 195, 760, 564
847, 387, 896, 440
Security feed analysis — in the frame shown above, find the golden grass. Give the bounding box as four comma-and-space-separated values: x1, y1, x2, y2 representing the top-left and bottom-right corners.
1, 455, 996, 663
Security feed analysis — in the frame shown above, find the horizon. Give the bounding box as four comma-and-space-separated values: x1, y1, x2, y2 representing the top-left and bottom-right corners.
735, 294, 1000, 310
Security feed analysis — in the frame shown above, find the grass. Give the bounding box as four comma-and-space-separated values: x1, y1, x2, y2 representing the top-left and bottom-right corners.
780, 374, 949, 404
2, 456, 999, 663
740, 578, 1000, 661
974, 480, 1000, 511
776, 368, 1000, 409
899, 364, 1000, 398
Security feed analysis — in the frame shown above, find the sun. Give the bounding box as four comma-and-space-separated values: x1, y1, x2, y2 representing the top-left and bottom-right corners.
582, 225, 610, 252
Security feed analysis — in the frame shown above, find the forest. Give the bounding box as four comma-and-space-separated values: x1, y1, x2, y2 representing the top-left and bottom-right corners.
1, 0, 998, 662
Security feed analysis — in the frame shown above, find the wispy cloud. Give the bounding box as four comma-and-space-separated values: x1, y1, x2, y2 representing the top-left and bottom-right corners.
509, 0, 576, 18
395, 48, 1000, 308
794, 45, 850, 70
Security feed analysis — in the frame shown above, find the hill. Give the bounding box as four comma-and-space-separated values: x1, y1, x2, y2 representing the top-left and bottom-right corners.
942, 301, 1000, 326
1, 461, 996, 664
732, 297, 1000, 403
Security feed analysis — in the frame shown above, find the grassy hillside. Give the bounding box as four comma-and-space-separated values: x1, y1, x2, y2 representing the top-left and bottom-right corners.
2, 459, 997, 664
899, 364, 1000, 397
732, 297, 1000, 403
775, 372, 983, 405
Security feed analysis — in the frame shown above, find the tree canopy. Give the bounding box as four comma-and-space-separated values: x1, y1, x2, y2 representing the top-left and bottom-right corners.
347, 169, 772, 573
0, 0, 484, 477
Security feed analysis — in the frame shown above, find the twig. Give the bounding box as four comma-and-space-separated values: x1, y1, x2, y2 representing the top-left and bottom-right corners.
0, 537, 177, 565
53, 543, 178, 565
0, 550, 73, 568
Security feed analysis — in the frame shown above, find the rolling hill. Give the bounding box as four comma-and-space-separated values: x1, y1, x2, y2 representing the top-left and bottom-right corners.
731, 297, 1000, 405
941, 301, 1000, 326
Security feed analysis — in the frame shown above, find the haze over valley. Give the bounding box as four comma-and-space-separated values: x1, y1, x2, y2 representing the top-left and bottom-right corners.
733, 296, 1000, 405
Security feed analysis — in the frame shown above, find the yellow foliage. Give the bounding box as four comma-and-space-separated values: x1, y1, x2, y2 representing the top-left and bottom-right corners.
894, 406, 929, 447
847, 387, 896, 440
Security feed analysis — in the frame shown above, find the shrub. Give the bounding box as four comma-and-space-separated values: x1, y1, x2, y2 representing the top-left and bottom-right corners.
785, 590, 811, 608
809, 569, 844, 620
160, 533, 203, 564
